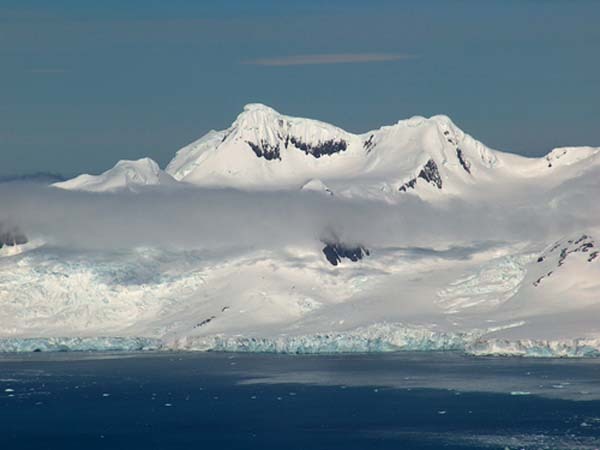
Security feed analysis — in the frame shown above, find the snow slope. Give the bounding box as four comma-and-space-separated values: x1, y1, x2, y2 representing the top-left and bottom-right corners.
3, 104, 600, 356
54, 158, 176, 192
1, 233, 599, 356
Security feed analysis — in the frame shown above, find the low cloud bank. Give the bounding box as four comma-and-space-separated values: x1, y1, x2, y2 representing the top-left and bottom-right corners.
0, 183, 598, 252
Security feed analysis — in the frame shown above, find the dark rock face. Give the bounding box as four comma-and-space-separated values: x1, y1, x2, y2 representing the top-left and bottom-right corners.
558, 235, 595, 267
418, 159, 443, 189
193, 316, 216, 329
558, 248, 569, 267
456, 148, 471, 174
0, 226, 28, 249
247, 135, 348, 160
322, 242, 370, 266
533, 235, 597, 287
363, 134, 376, 153
289, 137, 348, 158
533, 271, 553, 287
246, 140, 281, 161
399, 178, 417, 192
399, 159, 443, 192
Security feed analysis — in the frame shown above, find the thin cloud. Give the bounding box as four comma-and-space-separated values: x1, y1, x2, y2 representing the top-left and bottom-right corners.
243, 53, 414, 67
0, 181, 598, 252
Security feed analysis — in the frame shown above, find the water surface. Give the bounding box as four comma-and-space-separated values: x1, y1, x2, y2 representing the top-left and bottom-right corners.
1, 352, 600, 449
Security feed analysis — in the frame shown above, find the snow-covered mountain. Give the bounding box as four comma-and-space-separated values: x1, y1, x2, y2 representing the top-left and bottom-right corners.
54, 158, 176, 193
56, 104, 600, 202
164, 103, 510, 200
3, 104, 598, 356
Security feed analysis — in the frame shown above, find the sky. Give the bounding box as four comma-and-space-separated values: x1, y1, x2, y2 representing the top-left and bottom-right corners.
1, 0, 599, 177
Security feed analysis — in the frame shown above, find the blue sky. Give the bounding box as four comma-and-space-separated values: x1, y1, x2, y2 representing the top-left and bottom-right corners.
1, 0, 599, 176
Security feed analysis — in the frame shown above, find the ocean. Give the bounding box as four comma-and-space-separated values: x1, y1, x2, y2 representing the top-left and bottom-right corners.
1, 351, 600, 449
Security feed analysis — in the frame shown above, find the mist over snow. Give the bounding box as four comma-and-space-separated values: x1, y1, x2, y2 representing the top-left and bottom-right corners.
0, 182, 598, 253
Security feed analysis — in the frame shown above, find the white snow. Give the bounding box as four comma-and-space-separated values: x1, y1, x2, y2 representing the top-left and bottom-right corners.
53, 158, 176, 192
1, 236, 599, 356
300, 179, 334, 196
545, 146, 600, 168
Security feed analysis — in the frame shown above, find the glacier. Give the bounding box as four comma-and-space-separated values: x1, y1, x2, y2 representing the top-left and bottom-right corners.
467, 338, 600, 358
2, 326, 599, 359
0, 336, 161, 353
170, 323, 481, 354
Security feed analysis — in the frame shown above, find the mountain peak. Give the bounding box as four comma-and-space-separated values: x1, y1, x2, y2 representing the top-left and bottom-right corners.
232, 103, 282, 128
114, 157, 160, 172
242, 103, 279, 113
544, 146, 600, 168
233, 104, 282, 127
54, 157, 175, 192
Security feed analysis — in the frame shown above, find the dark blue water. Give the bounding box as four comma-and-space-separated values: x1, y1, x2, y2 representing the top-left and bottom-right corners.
1, 352, 600, 449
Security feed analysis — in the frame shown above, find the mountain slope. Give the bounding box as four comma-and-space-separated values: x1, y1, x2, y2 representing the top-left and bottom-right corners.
54, 158, 176, 192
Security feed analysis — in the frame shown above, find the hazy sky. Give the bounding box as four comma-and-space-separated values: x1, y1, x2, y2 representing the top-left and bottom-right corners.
2, 0, 599, 177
